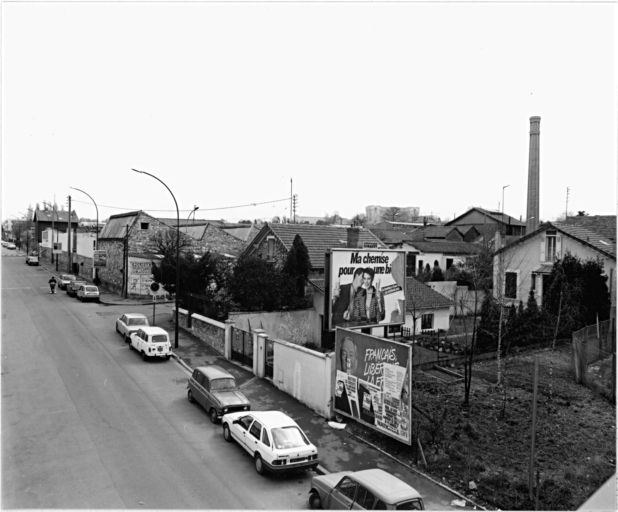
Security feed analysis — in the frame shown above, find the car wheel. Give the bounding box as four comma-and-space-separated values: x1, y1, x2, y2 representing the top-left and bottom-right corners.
128, 342, 133, 351
223, 424, 232, 442
187, 389, 195, 403
309, 490, 322, 509
209, 408, 219, 424
141, 351, 148, 361
124, 333, 129, 343
254, 454, 265, 475
165, 355, 170, 361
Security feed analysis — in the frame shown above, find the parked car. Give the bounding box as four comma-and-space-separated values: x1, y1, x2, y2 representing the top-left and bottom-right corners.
221, 410, 319, 475
187, 365, 251, 423
77, 284, 100, 302
66, 280, 87, 297
129, 326, 172, 361
25, 254, 39, 265
116, 313, 150, 342
58, 274, 77, 290
6, 242, 16, 250
308, 469, 424, 510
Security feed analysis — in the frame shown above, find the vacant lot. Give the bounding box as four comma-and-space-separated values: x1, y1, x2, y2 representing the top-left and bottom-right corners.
347, 344, 616, 510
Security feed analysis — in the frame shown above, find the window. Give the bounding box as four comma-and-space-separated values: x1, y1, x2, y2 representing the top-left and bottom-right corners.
418, 260, 424, 274
238, 415, 253, 431
355, 486, 376, 509
446, 258, 453, 269
421, 313, 433, 330
261, 429, 270, 447
141, 222, 149, 230
210, 378, 235, 391
335, 478, 357, 501
505, 272, 517, 299
249, 421, 262, 440
93, 240, 96, 249
406, 253, 417, 277
545, 231, 556, 261
531, 274, 536, 291
267, 236, 275, 259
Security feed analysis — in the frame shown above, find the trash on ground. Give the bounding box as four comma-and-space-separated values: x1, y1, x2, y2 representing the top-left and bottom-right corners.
450, 499, 467, 507
328, 421, 346, 429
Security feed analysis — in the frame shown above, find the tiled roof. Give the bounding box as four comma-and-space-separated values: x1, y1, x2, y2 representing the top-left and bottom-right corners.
404, 240, 483, 255
553, 221, 616, 259
369, 228, 418, 245
157, 218, 224, 227
406, 226, 463, 241
563, 216, 616, 242
179, 224, 208, 240
496, 219, 616, 260
447, 207, 525, 227
308, 278, 325, 292
405, 277, 453, 310
34, 209, 79, 223
99, 211, 144, 239
264, 223, 387, 270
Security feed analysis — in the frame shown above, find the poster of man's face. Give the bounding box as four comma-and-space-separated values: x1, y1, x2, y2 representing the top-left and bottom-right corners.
334, 328, 412, 444
328, 249, 406, 330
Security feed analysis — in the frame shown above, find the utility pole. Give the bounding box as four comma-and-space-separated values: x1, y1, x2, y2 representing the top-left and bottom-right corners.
292, 194, 297, 223
565, 187, 570, 220
67, 195, 72, 273
290, 178, 293, 224
123, 224, 129, 298
50, 201, 55, 264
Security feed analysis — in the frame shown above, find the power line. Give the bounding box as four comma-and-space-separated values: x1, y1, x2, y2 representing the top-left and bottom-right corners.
70, 196, 292, 214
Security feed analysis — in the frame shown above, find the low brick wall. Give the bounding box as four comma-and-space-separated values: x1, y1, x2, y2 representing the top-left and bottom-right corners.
173, 308, 225, 355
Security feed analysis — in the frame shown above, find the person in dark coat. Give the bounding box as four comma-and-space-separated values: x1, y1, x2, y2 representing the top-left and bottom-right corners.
331, 267, 364, 325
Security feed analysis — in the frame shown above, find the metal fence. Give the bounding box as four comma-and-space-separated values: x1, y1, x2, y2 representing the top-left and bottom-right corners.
231, 327, 253, 367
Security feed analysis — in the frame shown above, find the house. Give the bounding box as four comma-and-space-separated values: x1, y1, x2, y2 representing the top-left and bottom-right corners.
178, 222, 246, 257
446, 207, 526, 245
242, 223, 386, 276
402, 240, 484, 277
493, 216, 616, 308
404, 277, 453, 333
39, 226, 97, 279
32, 207, 81, 253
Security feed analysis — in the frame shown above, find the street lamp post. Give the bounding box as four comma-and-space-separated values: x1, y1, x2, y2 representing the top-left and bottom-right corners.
71, 187, 99, 281
189, 205, 199, 225
131, 168, 180, 348
502, 184, 510, 215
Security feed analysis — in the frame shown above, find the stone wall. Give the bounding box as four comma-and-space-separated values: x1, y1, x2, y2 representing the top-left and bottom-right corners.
173, 308, 226, 354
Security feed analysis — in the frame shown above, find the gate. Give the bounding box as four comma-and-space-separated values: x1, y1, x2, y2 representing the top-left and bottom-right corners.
231, 327, 253, 367
265, 337, 274, 379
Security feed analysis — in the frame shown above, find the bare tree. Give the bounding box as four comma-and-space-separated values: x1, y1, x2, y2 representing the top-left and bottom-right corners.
382, 207, 402, 222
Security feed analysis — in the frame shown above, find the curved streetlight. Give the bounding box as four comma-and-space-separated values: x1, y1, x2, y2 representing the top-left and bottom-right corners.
131, 168, 180, 348
188, 205, 199, 225
70, 187, 99, 281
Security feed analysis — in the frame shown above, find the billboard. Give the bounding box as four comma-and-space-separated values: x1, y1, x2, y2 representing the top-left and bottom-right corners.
127, 257, 155, 296
326, 249, 405, 331
334, 329, 412, 444
93, 250, 107, 267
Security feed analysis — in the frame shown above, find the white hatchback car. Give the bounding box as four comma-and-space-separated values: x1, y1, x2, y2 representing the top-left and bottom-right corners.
116, 313, 150, 342
221, 410, 319, 475
129, 326, 171, 361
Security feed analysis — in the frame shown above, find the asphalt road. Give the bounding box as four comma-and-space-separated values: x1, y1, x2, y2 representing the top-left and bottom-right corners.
1, 252, 314, 508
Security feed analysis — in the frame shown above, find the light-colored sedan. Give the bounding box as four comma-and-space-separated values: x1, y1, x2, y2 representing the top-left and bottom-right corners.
76, 284, 100, 302
129, 326, 171, 361
308, 469, 424, 510
221, 410, 319, 475
116, 313, 150, 342
58, 273, 77, 290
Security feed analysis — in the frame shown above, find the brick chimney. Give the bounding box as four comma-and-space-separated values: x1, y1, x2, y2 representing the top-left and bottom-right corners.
525, 116, 541, 234
347, 227, 360, 248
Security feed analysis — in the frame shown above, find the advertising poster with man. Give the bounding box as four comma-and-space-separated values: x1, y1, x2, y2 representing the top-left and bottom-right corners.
327, 249, 406, 331
334, 329, 412, 444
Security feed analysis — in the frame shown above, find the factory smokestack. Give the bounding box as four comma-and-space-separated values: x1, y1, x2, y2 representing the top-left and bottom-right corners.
525, 116, 541, 233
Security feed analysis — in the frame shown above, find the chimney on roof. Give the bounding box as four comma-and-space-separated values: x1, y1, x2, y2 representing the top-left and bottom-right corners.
526, 116, 541, 234
347, 227, 361, 248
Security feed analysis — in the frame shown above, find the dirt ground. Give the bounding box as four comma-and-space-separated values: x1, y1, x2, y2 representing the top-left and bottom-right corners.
347, 344, 616, 511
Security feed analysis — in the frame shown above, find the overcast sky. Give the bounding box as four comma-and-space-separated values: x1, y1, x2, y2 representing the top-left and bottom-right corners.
2, 1, 616, 225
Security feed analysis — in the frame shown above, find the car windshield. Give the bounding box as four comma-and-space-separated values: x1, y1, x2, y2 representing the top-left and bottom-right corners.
395, 499, 424, 510
85, 286, 98, 292
271, 426, 309, 449
62, 275, 75, 281
210, 378, 235, 391
128, 318, 147, 326
151, 334, 168, 343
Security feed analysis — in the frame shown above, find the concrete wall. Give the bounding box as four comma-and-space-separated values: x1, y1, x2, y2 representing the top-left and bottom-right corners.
403, 307, 451, 333
229, 309, 320, 345
271, 338, 334, 418
174, 308, 226, 354
427, 281, 485, 316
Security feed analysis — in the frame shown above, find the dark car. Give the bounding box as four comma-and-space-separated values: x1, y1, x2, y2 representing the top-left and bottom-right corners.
66, 280, 87, 297
187, 365, 250, 423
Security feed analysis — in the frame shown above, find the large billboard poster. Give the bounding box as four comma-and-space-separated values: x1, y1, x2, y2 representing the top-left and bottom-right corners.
127, 257, 155, 296
327, 249, 405, 331
334, 329, 412, 444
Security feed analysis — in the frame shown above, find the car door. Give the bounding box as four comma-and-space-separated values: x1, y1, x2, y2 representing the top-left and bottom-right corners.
118, 315, 127, 335
327, 476, 358, 510
233, 415, 255, 452
194, 371, 209, 409
246, 419, 263, 455
352, 484, 377, 510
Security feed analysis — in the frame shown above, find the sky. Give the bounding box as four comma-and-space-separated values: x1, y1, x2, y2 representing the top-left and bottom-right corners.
2, 0, 616, 226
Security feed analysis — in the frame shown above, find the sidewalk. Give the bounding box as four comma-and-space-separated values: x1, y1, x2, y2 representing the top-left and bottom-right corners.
42, 260, 484, 510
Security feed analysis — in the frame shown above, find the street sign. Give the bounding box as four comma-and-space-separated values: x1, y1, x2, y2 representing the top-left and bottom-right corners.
149, 282, 166, 297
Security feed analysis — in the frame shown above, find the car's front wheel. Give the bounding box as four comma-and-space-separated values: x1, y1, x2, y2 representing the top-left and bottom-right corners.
308, 490, 322, 509
254, 454, 265, 475
187, 389, 195, 403
141, 351, 148, 361
223, 424, 232, 442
